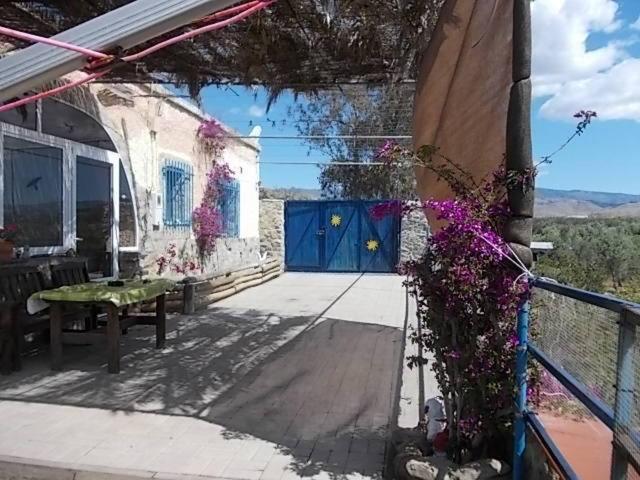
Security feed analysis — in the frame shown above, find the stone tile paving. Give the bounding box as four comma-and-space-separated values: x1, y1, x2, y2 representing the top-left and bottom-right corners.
0, 273, 410, 480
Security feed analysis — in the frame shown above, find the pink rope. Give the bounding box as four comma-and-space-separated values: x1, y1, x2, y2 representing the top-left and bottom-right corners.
122, 1, 273, 62
0, 71, 108, 113
0, 0, 274, 113
197, 0, 261, 22
0, 26, 110, 59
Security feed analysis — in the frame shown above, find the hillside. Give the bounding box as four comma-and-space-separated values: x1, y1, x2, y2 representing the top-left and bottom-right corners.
536, 188, 640, 218
260, 187, 322, 200
536, 188, 640, 207
260, 186, 640, 218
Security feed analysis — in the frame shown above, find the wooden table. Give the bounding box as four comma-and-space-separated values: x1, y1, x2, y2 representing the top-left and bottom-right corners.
29, 279, 173, 374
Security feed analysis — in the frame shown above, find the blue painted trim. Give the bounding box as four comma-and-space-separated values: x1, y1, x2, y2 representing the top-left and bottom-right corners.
162, 159, 193, 228
513, 301, 529, 480
529, 343, 614, 429
526, 412, 580, 480
219, 179, 240, 237
533, 278, 640, 314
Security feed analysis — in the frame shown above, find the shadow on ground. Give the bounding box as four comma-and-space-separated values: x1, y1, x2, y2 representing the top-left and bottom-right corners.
0, 301, 403, 478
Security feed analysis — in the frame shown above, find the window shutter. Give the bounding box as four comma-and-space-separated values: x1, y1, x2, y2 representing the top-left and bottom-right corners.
162, 159, 192, 228
219, 180, 240, 237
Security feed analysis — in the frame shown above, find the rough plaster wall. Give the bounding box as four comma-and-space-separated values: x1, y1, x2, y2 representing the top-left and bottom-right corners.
91, 83, 261, 277
259, 199, 285, 262
400, 205, 430, 263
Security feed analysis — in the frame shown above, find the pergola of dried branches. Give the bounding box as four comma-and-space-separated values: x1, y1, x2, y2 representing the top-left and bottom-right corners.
0, 1, 444, 100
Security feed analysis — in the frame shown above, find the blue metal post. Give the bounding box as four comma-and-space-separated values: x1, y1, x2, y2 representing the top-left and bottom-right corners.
513, 300, 530, 480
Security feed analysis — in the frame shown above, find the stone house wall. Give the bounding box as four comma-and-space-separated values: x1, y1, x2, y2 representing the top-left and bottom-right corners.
259, 199, 285, 263
400, 204, 430, 263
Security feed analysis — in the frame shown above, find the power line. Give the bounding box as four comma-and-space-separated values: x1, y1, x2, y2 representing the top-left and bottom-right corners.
224, 134, 411, 140
259, 161, 388, 165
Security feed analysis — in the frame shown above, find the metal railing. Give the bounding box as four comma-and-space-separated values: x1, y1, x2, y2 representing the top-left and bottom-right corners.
513, 278, 640, 480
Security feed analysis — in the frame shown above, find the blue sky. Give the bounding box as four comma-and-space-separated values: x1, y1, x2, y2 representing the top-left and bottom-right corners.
200, 0, 640, 194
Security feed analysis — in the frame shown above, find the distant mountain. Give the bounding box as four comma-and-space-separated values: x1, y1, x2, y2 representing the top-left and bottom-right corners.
536, 188, 640, 218
260, 187, 322, 201
260, 186, 640, 218
537, 188, 640, 208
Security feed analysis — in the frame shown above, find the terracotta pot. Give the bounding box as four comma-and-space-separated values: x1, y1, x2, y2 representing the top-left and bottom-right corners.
0, 239, 14, 262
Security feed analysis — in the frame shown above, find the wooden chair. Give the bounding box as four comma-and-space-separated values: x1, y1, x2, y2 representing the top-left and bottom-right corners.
50, 259, 99, 331
50, 259, 90, 287
0, 266, 48, 374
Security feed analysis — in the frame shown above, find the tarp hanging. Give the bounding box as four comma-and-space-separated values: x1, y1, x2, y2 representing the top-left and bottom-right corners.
412, 0, 533, 264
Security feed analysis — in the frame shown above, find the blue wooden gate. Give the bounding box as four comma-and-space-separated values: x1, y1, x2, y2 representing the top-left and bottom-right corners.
285, 201, 399, 273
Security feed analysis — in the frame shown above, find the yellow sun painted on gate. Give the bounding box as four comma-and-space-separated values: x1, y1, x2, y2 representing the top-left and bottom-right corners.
366, 239, 379, 252
330, 214, 342, 227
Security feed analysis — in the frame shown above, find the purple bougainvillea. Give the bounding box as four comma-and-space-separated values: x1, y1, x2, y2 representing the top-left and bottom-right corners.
374, 142, 533, 461
371, 112, 594, 460
193, 119, 233, 257
192, 163, 234, 256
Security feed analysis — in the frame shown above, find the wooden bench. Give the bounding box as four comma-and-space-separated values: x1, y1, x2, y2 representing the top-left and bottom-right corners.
0, 266, 48, 374
0, 258, 93, 374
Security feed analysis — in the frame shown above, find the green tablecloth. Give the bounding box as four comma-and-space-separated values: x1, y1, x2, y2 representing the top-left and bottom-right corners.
27, 279, 175, 312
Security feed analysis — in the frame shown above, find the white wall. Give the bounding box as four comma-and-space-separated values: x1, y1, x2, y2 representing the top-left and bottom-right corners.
222, 142, 259, 239
90, 82, 261, 275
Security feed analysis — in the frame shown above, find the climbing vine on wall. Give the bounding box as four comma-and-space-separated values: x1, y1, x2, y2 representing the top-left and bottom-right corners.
193, 119, 234, 257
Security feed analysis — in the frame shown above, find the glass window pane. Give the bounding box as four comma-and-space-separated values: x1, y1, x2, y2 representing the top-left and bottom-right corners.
119, 163, 136, 247
41, 99, 117, 152
77, 157, 112, 277
3, 136, 63, 247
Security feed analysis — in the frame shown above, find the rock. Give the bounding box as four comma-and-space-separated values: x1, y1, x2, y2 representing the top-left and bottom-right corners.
405, 456, 456, 480
395, 453, 429, 480
391, 427, 432, 457
447, 459, 511, 480
398, 441, 430, 457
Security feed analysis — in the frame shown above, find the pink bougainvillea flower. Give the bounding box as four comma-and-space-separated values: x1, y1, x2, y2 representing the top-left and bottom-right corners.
376, 139, 397, 160
369, 200, 404, 221
197, 119, 225, 139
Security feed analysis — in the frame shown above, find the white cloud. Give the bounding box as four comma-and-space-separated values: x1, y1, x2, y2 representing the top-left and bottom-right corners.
539, 58, 640, 120
229, 107, 241, 114
632, 15, 640, 30
532, 0, 640, 122
248, 105, 265, 118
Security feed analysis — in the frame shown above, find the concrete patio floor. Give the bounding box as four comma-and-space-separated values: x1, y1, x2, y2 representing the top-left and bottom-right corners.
0, 273, 419, 480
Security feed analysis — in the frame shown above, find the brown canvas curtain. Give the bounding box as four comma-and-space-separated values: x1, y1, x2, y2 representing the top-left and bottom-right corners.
412, 0, 533, 264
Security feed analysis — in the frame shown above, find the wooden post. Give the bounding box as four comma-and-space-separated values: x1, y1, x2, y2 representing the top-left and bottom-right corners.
106, 304, 120, 373
50, 303, 63, 371
11, 305, 23, 371
89, 305, 98, 330
183, 282, 195, 314
156, 293, 166, 349
0, 308, 14, 375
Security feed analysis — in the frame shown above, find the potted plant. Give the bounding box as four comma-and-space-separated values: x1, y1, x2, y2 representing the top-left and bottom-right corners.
0, 224, 18, 262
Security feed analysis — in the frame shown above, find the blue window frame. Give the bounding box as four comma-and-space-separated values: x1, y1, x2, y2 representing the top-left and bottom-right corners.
219, 180, 240, 237
162, 159, 193, 227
